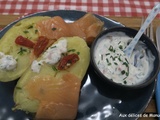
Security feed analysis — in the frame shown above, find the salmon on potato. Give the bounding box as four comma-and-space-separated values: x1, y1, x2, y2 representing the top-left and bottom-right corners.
0, 16, 50, 82
13, 37, 90, 120
0, 13, 103, 83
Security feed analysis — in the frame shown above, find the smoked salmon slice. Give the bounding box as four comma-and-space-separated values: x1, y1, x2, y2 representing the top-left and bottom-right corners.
73, 13, 104, 44
36, 13, 104, 45
25, 73, 81, 120
36, 16, 71, 40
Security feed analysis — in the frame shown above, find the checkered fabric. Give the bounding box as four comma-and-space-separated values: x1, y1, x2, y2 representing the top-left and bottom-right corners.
0, 0, 160, 18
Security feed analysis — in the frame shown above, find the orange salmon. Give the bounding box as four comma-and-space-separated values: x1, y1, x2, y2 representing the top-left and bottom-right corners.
36, 13, 104, 45
25, 73, 81, 120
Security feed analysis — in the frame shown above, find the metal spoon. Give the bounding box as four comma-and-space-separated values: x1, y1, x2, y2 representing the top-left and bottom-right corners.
124, 3, 160, 57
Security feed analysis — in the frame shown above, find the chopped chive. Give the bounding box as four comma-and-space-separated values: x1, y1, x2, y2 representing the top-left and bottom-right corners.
108, 45, 114, 52
52, 27, 57, 31
119, 45, 123, 50
106, 58, 109, 63
114, 56, 118, 59
77, 52, 80, 55
105, 53, 110, 56
101, 55, 103, 60
121, 70, 125, 75
16, 87, 22, 90
110, 56, 115, 60
62, 53, 67, 56
118, 41, 121, 44
114, 62, 118, 65
123, 77, 127, 80
126, 72, 129, 76
17, 47, 27, 55
27, 25, 33, 29
118, 56, 122, 61
52, 66, 58, 71
108, 63, 111, 66
68, 49, 76, 52
23, 30, 29, 34
123, 62, 129, 67
35, 29, 38, 33
123, 81, 127, 84
51, 46, 57, 49
125, 58, 129, 64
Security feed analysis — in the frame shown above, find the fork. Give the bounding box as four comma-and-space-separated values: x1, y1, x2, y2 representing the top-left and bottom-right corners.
141, 17, 154, 42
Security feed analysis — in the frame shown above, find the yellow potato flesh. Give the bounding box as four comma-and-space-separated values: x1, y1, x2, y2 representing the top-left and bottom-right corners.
0, 16, 50, 82
13, 37, 90, 113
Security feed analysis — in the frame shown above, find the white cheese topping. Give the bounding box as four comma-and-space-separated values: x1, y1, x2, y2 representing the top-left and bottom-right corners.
0, 52, 17, 71
94, 32, 155, 85
43, 39, 67, 65
31, 39, 67, 73
31, 60, 43, 73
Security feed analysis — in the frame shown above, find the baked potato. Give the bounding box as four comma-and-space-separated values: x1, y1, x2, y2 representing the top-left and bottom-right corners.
0, 16, 50, 82
0, 13, 103, 82
13, 37, 90, 119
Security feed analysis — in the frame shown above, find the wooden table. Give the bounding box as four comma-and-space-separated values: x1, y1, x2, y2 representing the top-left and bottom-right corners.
0, 15, 160, 120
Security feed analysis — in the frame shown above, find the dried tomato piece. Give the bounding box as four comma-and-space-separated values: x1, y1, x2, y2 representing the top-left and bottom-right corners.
15, 36, 35, 48
58, 53, 79, 70
33, 36, 49, 57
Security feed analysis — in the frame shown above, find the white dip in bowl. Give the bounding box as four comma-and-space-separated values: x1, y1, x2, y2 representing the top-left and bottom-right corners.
93, 31, 155, 86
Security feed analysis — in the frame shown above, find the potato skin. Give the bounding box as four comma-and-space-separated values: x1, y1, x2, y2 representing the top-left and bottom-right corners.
0, 16, 50, 82
13, 37, 90, 113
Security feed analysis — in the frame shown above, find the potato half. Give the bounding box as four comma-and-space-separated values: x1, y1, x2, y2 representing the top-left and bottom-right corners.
13, 37, 90, 118
0, 16, 50, 82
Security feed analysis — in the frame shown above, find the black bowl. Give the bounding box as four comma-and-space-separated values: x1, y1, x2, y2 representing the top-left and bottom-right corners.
90, 27, 160, 89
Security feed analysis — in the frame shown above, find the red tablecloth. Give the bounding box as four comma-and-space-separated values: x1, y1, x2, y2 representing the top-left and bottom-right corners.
0, 0, 160, 18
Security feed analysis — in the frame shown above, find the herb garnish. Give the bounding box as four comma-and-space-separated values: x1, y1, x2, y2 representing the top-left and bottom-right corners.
106, 53, 110, 56
77, 52, 80, 55
38, 63, 41, 66
123, 62, 128, 67
121, 70, 126, 75
110, 56, 115, 61
51, 46, 57, 49
122, 60, 129, 80
52, 27, 57, 31
16, 87, 22, 90
106, 58, 109, 63
17, 47, 27, 55
119, 45, 123, 50
114, 62, 118, 65
35, 29, 38, 34
68, 49, 80, 55
27, 25, 33, 29
123, 80, 127, 84
101, 55, 103, 60
108, 63, 111, 66
118, 56, 122, 61
52, 66, 58, 71
125, 58, 129, 64
118, 41, 121, 44
23, 30, 29, 34
68, 49, 76, 52
108, 45, 115, 52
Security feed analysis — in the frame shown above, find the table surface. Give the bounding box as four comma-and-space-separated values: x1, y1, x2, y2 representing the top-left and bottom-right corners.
0, 14, 160, 120
0, 0, 160, 18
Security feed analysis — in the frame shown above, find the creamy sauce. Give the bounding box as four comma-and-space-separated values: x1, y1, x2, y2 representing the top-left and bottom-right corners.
31, 39, 67, 73
0, 52, 17, 71
94, 32, 155, 85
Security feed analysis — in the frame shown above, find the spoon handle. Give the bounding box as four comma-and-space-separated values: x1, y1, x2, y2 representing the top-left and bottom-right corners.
124, 3, 160, 57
